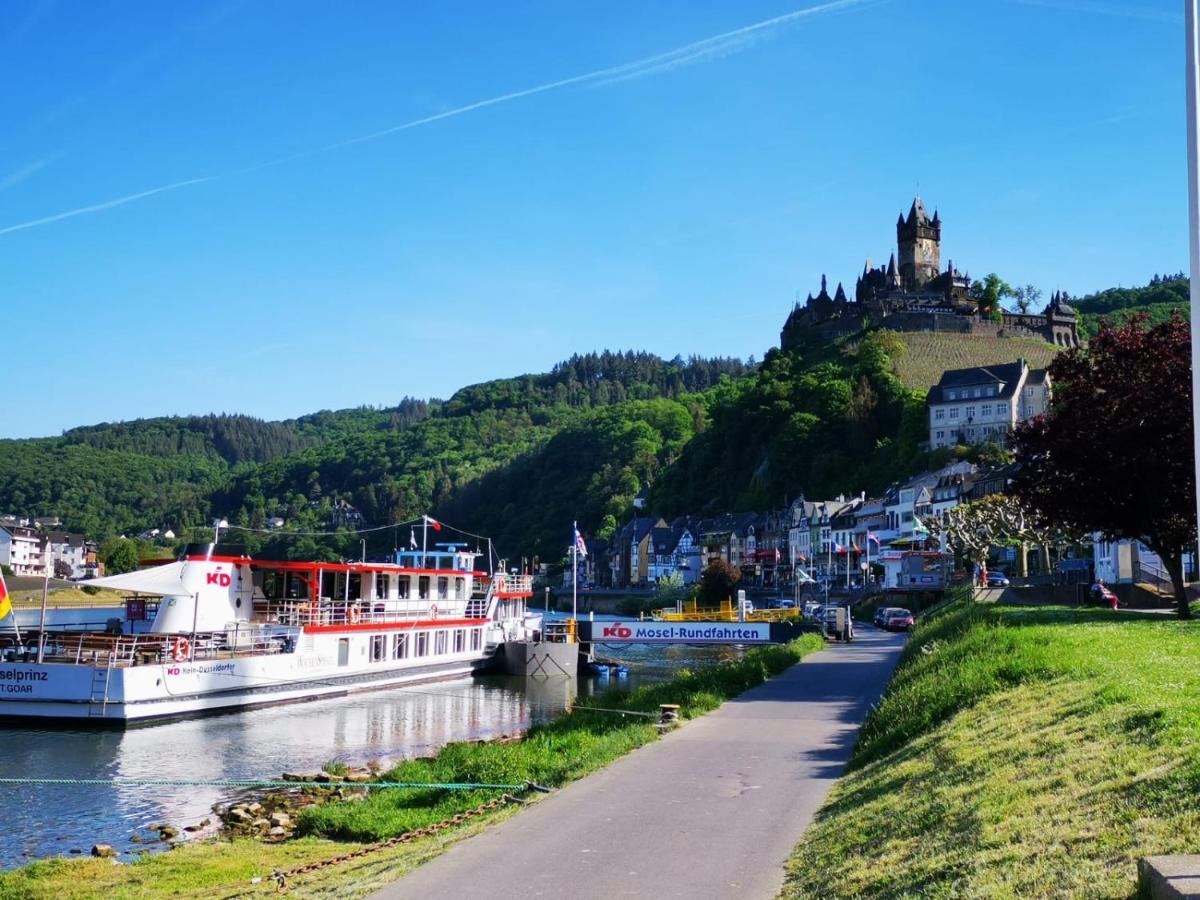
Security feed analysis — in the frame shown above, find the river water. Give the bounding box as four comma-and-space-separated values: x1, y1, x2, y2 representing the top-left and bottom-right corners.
1, 615, 735, 865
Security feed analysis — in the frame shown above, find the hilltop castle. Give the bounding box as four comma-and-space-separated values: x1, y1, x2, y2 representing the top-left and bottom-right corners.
780, 198, 1080, 350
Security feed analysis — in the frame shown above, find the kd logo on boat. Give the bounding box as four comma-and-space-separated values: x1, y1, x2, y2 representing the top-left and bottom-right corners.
206, 571, 232, 587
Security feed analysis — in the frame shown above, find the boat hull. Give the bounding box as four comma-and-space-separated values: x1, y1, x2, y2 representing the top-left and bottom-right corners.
0, 629, 497, 723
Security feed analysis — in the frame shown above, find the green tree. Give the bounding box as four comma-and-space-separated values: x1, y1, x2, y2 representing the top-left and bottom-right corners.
698, 560, 741, 605
970, 273, 1015, 322
100, 537, 141, 574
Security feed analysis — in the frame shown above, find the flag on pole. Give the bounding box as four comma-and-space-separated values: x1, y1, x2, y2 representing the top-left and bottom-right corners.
573, 522, 587, 558
913, 516, 929, 536
832, 541, 847, 554
409, 529, 418, 550
867, 530, 880, 546
0, 570, 10, 621
423, 515, 442, 532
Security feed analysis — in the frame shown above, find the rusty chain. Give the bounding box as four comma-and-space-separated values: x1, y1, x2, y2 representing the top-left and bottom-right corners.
270, 793, 518, 892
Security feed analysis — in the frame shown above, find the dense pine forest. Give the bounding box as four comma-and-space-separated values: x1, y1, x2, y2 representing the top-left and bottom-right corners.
0, 277, 1186, 565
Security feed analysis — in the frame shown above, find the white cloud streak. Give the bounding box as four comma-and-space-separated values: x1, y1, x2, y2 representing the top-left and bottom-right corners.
0, 0, 870, 238
0, 157, 54, 193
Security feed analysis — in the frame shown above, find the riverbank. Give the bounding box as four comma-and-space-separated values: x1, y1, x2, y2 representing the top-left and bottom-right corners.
783, 593, 1200, 897
0, 633, 823, 899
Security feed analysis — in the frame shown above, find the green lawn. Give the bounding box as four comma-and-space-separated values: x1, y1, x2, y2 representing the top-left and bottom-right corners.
783, 596, 1200, 898
0, 634, 823, 899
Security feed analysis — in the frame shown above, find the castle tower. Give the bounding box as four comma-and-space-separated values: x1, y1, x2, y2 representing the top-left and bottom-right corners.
896, 197, 941, 290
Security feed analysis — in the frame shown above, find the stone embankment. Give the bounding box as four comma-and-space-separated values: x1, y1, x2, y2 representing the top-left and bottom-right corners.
214, 768, 378, 840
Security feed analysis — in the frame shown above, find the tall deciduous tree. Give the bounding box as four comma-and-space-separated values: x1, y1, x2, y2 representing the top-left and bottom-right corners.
1012, 313, 1196, 617
698, 559, 742, 606
971, 273, 1015, 323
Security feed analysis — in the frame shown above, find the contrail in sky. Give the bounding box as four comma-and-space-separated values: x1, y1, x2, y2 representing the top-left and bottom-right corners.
0, 0, 870, 238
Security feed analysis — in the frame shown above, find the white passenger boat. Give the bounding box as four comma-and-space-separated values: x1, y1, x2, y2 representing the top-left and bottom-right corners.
0, 542, 536, 722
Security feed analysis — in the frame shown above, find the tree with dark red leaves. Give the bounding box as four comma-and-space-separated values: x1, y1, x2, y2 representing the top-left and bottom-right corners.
1012, 312, 1195, 618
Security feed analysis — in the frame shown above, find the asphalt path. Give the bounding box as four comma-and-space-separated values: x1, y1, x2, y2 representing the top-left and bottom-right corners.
373, 626, 907, 900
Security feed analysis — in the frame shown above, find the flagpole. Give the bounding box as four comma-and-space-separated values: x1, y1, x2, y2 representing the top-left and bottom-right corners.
1187, 0, 1200, 575
866, 536, 871, 592
825, 537, 831, 605
571, 544, 578, 628
36, 572, 49, 663
422, 515, 428, 568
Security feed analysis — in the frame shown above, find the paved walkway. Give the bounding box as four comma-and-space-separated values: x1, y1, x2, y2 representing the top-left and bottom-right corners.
373, 628, 907, 900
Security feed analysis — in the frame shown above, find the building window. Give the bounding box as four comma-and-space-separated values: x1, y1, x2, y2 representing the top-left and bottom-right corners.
455, 577, 466, 600
371, 634, 387, 662
454, 629, 466, 653
416, 631, 429, 657
998, 402, 1008, 416
397, 576, 410, 599
981, 403, 992, 417
375, 573, 389, 599
946, 390, 956, 400
936, 430, 944, 439
965, 406, 976, 419
393, 634, 409, 659
418, 576, 430, 599
935, 408, 945, 421
471, 628, 482, 651
435, 631, 448, 655
437, 576, 449, 600
949, 408, 959, 419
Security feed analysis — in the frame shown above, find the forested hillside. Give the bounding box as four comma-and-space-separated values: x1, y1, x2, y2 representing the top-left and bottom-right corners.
1074, 273, 1189, 338
648, 332, 930, 516
0, 353, 747, 560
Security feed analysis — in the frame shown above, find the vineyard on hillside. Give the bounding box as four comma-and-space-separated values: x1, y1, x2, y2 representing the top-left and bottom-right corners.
888, 332, 1062, 392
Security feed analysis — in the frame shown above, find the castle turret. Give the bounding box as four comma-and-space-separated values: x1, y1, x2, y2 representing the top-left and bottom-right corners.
897, 195, 941, 290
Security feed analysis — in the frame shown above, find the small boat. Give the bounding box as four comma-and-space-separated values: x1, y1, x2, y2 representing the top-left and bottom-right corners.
0, 540, 535, 723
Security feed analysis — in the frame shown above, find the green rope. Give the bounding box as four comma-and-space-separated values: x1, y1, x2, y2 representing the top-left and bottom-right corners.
0, 777, 527, 791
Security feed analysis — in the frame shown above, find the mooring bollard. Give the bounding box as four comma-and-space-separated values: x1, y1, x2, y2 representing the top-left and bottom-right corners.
659, 704, 680, 725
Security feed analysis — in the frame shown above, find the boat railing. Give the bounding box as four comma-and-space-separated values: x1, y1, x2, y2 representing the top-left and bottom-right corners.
259, 598, 469, 627
1, 624, 299, 668
494, 574, 533, 596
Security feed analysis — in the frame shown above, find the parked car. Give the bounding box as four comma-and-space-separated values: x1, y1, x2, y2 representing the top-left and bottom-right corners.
986, 571, 1010, 587
881, 608, 914, 631
872, 607, 893, 628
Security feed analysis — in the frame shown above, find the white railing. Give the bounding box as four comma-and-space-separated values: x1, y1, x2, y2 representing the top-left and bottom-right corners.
493, 574, 533, 595
2, 625, 298, 668
258, 598, 469, 627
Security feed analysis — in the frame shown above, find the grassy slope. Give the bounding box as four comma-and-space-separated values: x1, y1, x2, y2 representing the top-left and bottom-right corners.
0, 635, 823, 900
783, 598, 1200, 898
891, 332, 1061, 392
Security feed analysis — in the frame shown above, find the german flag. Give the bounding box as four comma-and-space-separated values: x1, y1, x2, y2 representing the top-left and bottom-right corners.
0, 569, 10, 621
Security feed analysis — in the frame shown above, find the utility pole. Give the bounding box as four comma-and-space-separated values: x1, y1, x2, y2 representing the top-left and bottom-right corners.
1186, 0, 1200, 567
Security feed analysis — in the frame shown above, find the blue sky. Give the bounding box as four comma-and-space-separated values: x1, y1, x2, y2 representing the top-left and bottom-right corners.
0, 0, 1184, 438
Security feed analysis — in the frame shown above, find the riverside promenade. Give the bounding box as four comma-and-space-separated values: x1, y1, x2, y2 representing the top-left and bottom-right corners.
374, 627, 907, 900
